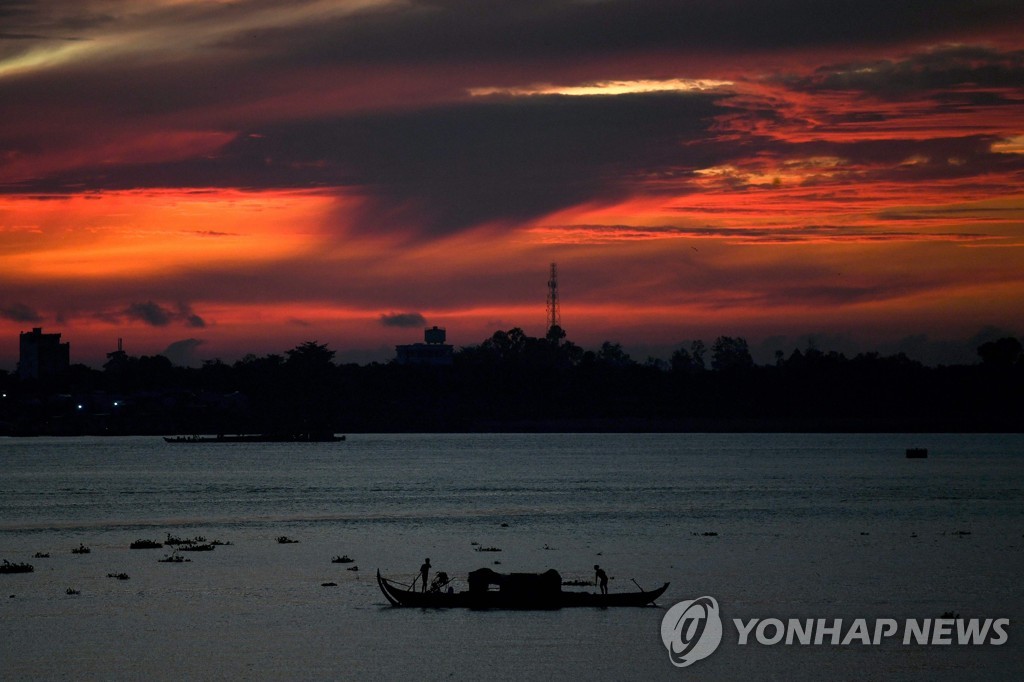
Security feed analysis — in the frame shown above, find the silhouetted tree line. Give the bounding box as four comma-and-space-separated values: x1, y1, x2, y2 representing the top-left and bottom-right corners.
1, 330, 1021, 435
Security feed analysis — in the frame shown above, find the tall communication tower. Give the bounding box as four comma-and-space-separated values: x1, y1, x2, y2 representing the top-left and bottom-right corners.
546, 262, 561, 333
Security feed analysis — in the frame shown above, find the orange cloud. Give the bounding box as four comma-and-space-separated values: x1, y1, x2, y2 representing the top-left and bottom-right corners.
0, 189, 339, 281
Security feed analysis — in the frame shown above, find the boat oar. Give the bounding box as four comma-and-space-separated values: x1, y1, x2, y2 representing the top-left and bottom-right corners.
631, 578, 661, 607
385, 575, 416, 590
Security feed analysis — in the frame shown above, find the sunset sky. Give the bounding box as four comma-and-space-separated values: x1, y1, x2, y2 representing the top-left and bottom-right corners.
2, 1, 1023, 368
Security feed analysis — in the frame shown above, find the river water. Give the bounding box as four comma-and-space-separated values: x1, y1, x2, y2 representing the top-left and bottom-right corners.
1, 433, 1021, 680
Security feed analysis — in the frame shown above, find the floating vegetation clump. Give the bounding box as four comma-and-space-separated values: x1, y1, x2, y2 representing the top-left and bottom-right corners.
1, 560, 34, 574
163, 533, 228, 550
130, 539, 163, 549
176, 543, 215, 552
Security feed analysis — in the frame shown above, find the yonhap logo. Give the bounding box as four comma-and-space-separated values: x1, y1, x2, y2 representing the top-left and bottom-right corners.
656, 596, 1009, 670
660, 596, 723, 667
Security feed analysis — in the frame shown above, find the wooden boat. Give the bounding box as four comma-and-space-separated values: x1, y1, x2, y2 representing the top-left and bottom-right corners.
906, 447, 928, 458
163, 433, 345, 443
376, 569, 668, 609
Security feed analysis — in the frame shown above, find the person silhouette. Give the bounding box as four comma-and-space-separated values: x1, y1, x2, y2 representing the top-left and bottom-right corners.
419, 558, 431, 592
594, 564, 608, 595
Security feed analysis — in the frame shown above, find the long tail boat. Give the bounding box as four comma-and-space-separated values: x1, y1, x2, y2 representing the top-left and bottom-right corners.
376, 568, 668, 609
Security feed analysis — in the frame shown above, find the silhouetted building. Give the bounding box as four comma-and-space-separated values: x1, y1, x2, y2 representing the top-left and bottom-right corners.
18, 327, 70, 380
396, 326, 454, 366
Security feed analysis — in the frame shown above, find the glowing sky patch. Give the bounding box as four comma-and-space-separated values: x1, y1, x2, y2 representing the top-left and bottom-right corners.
0, 190, 336, 280
992, 135, 1024, 154
468, 78, 734, 97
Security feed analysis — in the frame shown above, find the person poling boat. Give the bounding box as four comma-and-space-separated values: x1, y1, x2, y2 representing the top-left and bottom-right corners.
419, 558, 431, 593
594, 565, 609, 595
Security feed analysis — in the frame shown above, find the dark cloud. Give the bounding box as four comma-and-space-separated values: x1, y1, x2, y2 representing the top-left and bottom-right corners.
124, 301, 205, 328
4, 2, 1018, 144
0, 302, 42, 322
540, 223, 991, 244
5, 1, 1022, 69
9, 93, 722, 236
808, 137, 1024, 186
180, 302, 207, 328
222, 0, 1024, 66
161, 338, 205, 368
877, 206, 1024, 221
787, 46, 1024, 97
380, 312, 427, 328
125, 301, 172, 326
1, 2, 1021, 242
9, 68, 1019, 238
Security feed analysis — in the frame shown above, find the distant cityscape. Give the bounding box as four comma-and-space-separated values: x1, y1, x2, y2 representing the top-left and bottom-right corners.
2, 321, 1021, 437
13, 324, 457, 382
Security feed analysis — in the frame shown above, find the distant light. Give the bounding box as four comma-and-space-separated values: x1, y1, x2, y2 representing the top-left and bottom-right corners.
77, 404, 84, 410
113, 401, 120, 407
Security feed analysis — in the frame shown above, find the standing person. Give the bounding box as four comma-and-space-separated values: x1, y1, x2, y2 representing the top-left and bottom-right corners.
419, 558, 431, 592
594, 564, 608, 595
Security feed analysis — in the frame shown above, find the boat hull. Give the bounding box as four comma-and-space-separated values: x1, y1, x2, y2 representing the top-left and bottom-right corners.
376, 571, 668, 609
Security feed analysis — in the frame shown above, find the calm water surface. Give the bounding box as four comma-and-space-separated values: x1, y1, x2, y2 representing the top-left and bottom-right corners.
1, 433, 1022, 680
